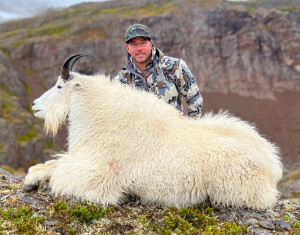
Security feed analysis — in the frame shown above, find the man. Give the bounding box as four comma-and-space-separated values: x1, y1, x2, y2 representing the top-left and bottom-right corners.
114, 23, 203, 117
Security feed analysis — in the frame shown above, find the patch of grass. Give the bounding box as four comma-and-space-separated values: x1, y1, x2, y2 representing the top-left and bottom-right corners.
1, 165, 14, 174
2, 100, 15, 119
155, 203, 247, 234
43, 140, 55, 150
76, 28, 108, 41
103, 0, 175, 17
0, 83, 14, 96
284, 215, 291, 224
246, 7, 256, 15
0, 142, 4, 153
11, 39, 28, 49
71, 203, 107, 223
2, 28, 24, 39
60, 8, 92, 21
0, 206, 45, 233
280, 170, 300, 183
53, 200, 112, 224
0, 198, 113, 234
23, 81, 32, 111
281, 7, 300, 12
25, 69, 32, 76
28, 23, 70, 37
291, 192, 300, 198
98, 6, 128, 14
18, 125, 39, 142
0, 47, 11, 57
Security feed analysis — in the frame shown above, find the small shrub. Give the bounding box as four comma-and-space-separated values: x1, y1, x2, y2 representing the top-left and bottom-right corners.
53, 199, 111, 224
0, 206, 44, 233
70, 204, 106, 223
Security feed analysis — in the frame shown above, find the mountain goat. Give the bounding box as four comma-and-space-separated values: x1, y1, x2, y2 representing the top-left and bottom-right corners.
24, 54, 283, 209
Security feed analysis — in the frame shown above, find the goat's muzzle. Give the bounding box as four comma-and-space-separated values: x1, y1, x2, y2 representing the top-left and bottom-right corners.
61, 53, 87, 80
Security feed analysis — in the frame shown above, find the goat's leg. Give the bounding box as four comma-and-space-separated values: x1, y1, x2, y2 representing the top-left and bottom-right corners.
24, 160, 58, 192
49, 157, 124, 205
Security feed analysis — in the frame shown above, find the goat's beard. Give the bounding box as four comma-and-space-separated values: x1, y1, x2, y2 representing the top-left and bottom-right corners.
44, 109, 68, 136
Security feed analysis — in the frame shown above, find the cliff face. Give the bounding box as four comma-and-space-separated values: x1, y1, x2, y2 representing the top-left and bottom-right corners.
0, 50, 53, 169
2, 0, 300, 97
0, 0, 299, 192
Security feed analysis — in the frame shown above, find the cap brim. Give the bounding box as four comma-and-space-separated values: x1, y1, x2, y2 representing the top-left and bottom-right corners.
126, 36, 151, 43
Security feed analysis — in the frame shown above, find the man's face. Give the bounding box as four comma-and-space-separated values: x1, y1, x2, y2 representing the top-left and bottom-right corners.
126, 36, 153, 67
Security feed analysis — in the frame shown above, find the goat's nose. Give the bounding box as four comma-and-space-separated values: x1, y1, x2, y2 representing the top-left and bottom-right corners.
32, 101, 35, 106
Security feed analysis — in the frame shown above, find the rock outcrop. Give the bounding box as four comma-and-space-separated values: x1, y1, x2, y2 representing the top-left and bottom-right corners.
0, 51, 54, 169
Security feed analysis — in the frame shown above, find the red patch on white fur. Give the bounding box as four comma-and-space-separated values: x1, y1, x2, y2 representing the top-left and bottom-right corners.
108, 162, 117, 174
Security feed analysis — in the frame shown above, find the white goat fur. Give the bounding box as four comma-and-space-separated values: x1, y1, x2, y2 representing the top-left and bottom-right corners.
25, 72, 283, 209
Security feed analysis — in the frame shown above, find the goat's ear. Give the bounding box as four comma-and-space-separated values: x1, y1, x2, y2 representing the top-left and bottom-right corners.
71, 81, 83, 90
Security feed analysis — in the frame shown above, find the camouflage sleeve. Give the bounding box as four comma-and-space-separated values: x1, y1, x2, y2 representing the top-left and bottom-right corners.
178, 60, 203, 117
113, 71, 127, 84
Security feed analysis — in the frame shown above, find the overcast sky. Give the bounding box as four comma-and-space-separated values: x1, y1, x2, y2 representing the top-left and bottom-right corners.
0, 0, 107, 23
0, 0, 252, 23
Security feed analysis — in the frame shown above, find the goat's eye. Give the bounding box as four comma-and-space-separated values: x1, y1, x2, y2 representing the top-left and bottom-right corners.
57, 85, 62, 89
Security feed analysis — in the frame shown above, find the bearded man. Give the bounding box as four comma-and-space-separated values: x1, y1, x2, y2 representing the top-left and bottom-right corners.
114, 24, 203, 117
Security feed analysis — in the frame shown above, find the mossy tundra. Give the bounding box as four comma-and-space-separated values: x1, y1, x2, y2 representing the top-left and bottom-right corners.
0, 199, 249, 234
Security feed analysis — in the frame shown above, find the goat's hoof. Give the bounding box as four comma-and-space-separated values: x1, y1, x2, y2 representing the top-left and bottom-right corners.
24, 183, 39, 192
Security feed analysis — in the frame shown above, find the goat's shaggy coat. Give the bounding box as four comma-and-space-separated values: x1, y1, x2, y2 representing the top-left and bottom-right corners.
25, 72, 283, 209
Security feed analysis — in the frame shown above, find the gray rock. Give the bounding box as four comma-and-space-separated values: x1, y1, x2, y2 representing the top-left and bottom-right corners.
251, 228, 273, 235
259, 219, 276, 230
274, 219, 292, 231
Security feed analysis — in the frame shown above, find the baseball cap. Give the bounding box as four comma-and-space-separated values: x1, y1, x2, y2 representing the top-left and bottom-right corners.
125, 24, 151, 43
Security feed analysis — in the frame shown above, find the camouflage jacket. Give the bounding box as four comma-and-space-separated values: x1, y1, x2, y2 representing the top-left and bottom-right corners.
114, 47, 203, 117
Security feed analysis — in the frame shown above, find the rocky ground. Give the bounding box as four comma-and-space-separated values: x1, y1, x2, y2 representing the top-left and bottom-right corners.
0, 168, 299, 234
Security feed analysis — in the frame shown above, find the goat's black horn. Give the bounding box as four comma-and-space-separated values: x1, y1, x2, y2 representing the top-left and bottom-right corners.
61, 53, 87, 80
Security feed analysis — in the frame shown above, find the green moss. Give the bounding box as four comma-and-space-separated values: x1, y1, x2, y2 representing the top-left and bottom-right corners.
18, 125, 39, 142
67, 228, 76, 235
71, 204, 106, 223
0, 142, 4, 153
291, 192, 300, 198
280, 170, 300, 183
144, 2, 154, 9
1, 166, 14, 174
155, 203, 247, 234
284, 215, 291, 224
0, 47, 10, 57
281, 7, 300, 12
28, 23, 70, 37
53, 200, 112, 225
61, 8, 92, 20
0, 83, 13, 96
246, 7, 256, 15
93, 0, 174, 17
2, 101, 15, 119
11, 40, 27, 49
0, 206, 45, 233
54, 200, 69, 214
2, 28, 24, 38
296, 221, 300, 229
98, 6, 128, 14
25, 69, 32, 76
27, 156, 39, 169
43, 140, 54, 150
